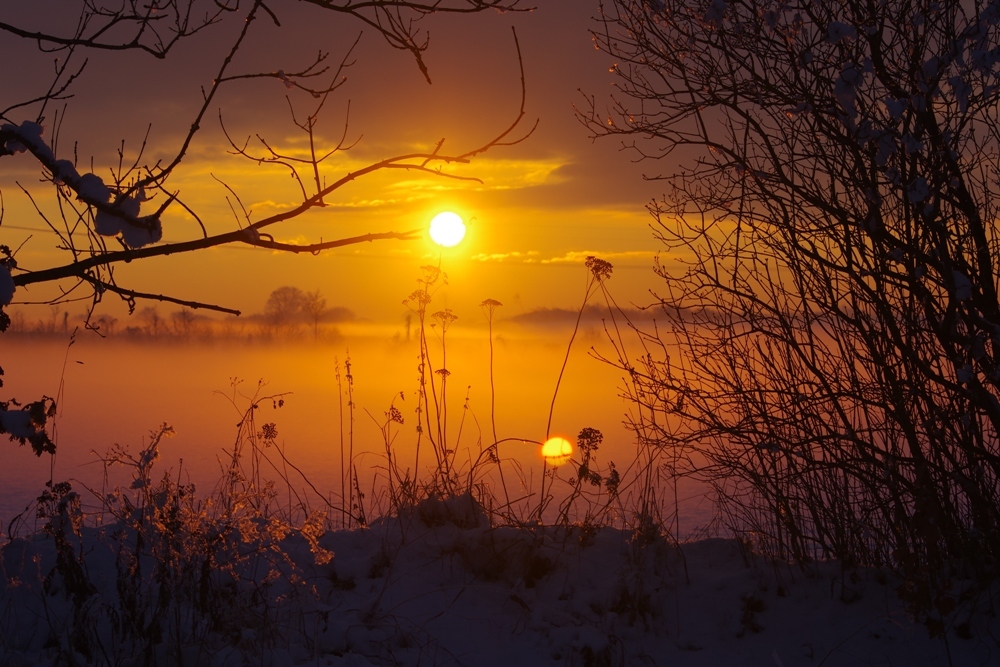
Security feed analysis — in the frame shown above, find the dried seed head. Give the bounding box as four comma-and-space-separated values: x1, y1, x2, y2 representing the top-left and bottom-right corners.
585, 256, 613, 281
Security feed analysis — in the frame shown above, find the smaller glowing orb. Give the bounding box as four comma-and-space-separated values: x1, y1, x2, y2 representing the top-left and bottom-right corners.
429, 212, 467, 247
541, 437, 573, 467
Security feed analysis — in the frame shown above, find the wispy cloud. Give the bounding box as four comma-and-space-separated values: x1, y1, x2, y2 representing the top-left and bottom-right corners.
170, 155, 571, 218
471, 249, 657, 266
470, 251, 540, 263
388, 157, 568, 193
540, 250, 655, 265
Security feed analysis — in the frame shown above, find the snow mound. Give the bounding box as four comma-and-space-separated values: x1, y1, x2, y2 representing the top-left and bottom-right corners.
1, 510, 997, 666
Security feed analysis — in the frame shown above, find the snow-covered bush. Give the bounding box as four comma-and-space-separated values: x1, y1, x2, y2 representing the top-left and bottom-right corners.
588, 0, 1000, 627
1, 414, 341, 665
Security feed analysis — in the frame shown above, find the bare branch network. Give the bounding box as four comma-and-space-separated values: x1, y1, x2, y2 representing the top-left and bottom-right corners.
584, 0, 1000, 608
0, 0, 533, 452
0, 0, 534, 315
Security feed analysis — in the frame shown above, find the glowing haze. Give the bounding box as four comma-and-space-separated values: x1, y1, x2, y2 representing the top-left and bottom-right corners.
0, 1, 666, 324
0, 1, 708, 535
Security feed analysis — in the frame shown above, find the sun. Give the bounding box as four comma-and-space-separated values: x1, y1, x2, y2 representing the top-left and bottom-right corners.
541, 437, 573, 467
429, 211, 466, 247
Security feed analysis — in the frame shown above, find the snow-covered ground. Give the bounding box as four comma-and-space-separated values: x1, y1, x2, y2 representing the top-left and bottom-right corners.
2, 493, 997, 666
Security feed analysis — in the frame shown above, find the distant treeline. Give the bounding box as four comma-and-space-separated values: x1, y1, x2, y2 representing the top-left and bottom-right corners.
507, 304, 657, 327
6, 286, 354, 343
8, 288, 679, 342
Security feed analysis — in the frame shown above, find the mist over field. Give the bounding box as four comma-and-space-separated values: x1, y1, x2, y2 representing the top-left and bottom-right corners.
1, 311, 714, 536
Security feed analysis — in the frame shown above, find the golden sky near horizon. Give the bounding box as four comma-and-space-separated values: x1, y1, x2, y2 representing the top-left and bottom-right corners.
0, 1, 676, 325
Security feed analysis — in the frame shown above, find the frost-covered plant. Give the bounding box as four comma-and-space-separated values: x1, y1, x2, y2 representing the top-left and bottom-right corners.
389, 261, 625, 527
7, 407, 344, 664
403, 264, 456, 493
399, 266, 505, 510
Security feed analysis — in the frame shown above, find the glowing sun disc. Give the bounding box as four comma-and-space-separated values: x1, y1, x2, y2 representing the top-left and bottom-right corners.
429, 212, 466, 247
541, 437, 573, 467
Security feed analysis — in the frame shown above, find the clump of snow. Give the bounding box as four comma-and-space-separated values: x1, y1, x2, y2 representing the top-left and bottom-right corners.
968, 42, 1000, 73
76, 173, 110, 204
921, 56, 941, 81
875, 132, 896, 167
982, 0, 1000, 26
409, 492, 490, 530
93, 192, 162, 248
2, 134, 26, 155
51, 159, 78, 186
703, 0, 726, 28
1, 121, 53, 163
277, 70, 296, 89
13, 121, 43, 142
762, 8, 781, 29
92, 208, 122, 237
827, 21, 856, 43
908, 176, 930, 202
954, 270, 974, 300
949, 75, 973, 112
0, 409, 35, 439
903, 133, 923, 155
1, 124, 124, 233
120, 215, 163, 249
884, 96, 907, 120
957, 363, 975, 384
833, 64, 862, 117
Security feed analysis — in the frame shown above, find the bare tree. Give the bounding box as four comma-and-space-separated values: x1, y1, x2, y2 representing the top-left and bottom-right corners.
302, 289, 328, 339
170, 309, 198, 339
96, 314, 118, 337
587, 0, 1000, 615
140, 306, 162, 337
263, 285, 306, 337
0, 0, 534, 453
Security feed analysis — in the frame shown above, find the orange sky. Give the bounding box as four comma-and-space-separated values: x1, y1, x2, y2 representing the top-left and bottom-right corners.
1, 1, 673, 325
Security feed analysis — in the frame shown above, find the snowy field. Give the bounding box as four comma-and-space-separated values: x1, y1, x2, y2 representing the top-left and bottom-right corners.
1, 339, 997, 667
2, 493, 996, 667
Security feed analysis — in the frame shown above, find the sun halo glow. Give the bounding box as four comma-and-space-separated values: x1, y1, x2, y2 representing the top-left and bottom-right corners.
429, 211, 466, 247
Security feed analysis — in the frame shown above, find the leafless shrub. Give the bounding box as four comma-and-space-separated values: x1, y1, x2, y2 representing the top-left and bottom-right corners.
587, 0, 1000, 626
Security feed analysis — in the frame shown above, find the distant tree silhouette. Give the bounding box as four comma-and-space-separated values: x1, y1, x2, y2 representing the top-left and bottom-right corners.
264, 287, 306, 324
170, 309, 197, 339
263, 286, 345, 339
302, 290, 329, 339
140, 307, 162, 338
264, 286, 307, 337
